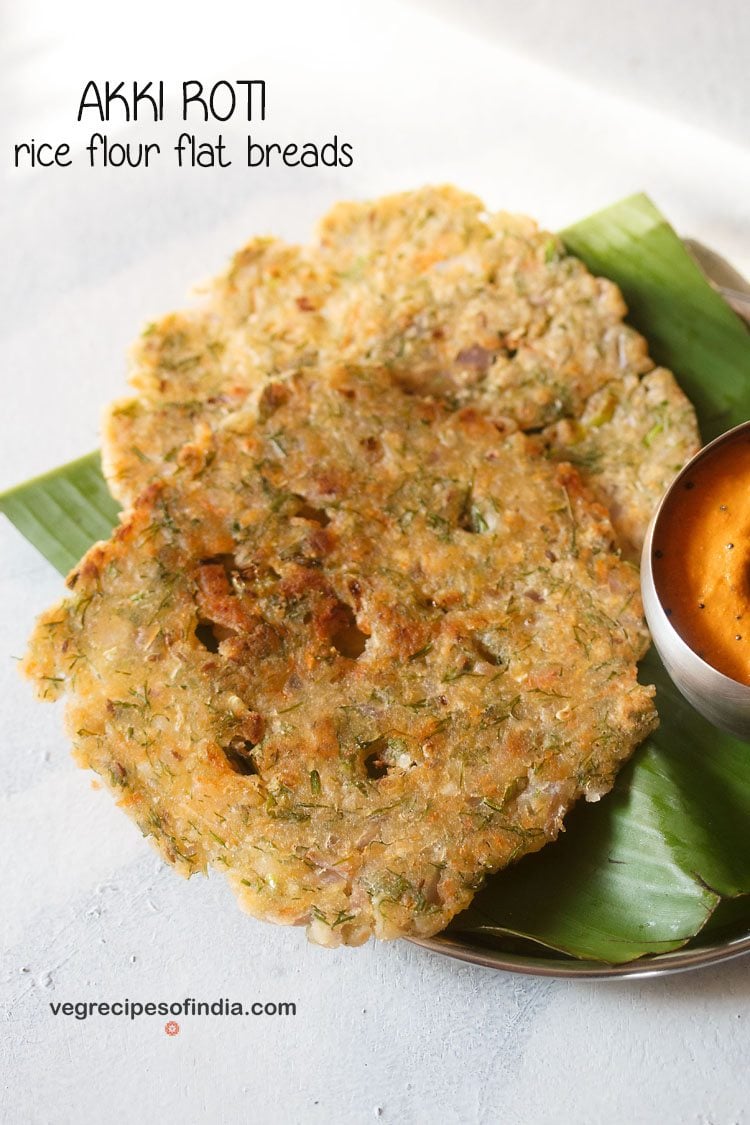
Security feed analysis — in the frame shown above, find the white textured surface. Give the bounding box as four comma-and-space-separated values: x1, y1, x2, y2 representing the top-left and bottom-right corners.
3, 3, 750, 1123
408, 0, 750, 148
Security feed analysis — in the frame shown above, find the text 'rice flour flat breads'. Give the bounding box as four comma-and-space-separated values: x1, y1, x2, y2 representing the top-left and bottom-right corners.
102, 186, 700, 557
25, 367, 658, 946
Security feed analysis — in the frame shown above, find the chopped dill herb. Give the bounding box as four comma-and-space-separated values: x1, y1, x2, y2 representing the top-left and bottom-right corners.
331, 911, 356, 928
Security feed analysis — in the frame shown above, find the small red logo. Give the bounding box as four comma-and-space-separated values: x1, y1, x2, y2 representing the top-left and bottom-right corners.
165, 1021, 180, 1036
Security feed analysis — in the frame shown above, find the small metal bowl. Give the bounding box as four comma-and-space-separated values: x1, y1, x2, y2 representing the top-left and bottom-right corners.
641, 419, 750, 740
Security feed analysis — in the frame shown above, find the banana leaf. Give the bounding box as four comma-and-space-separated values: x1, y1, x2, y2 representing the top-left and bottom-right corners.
447, 195, 750, 961
0, 453, 119, 576
560, 193, 750, 442
3, 193, 750, 963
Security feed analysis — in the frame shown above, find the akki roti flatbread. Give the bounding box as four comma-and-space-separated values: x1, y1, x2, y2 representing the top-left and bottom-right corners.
25, 366, 658, 946
103, 186, 700, 559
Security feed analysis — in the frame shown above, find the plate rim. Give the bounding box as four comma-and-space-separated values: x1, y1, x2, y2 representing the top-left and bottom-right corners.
409, 929, 750, 979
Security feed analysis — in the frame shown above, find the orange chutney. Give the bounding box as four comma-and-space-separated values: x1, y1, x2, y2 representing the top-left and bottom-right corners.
653, 433, 750, 685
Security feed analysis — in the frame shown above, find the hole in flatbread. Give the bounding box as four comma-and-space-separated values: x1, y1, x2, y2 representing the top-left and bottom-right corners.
222, 740, 259, 777
331, 603, 369, 658
195, 619, 234, 652
293, 496, 330, 526
363, 737, 389, 780
195, 620, 221, 652
199, 554, 235, 570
